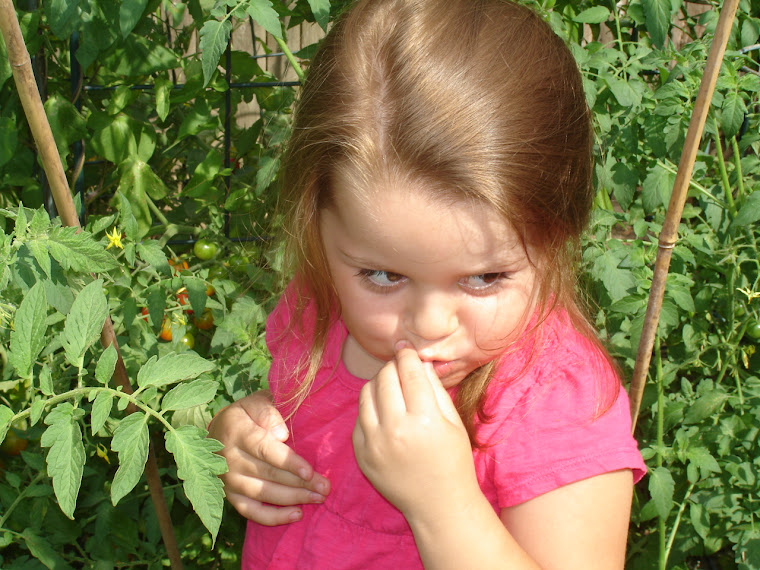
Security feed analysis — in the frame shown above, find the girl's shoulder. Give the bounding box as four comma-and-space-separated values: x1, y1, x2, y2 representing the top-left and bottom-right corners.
486, 307, 624, 431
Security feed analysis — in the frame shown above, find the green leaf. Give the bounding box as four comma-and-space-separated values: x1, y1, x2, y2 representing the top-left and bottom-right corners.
686, 447, 721, 481
111, 413, 150, 505
44, 0, 79, 39
246, 0, 283, 40
162, 378, 218, 411
41, 403, 86, 519
0, 405, 14, 442
648, 466, 674, 519
29, 399, 45, 426
733, 191, 760, 227
47, 225, 119, 272
62, 280, 108, 369
91, 392, 114, 435
39, 363, 54, 396
136, 352, 215, 389
28, 239, 52, 278
165, 426, 227, 541
641, 163, 674, 212
573, 6, 610, 23
0, 116, 18, 168
642, 0, 670, 48
21, 528, 74, 570
44, 94, 87, 163
105, 35, 180, 75
721, 91, 746, 139
136, 241, 171, 276
95, 344, 119, 385
8, 281, 47, 378
199, 19, 231, 87
591, 251, 637, 302
183, 276, 208, 316
155, 76, 172, 121
605, 74, 642, 108
120, 0, 149, 37
684, 391, 728, 424
120, 159, 168, 201
307, 0, 330, 30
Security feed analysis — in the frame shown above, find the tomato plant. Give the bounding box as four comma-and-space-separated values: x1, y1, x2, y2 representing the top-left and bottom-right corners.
194, 238, 219, 261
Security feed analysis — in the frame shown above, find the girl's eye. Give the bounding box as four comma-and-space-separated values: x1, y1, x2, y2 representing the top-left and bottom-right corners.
460, 272, 507, 291
358, 269, 406, 289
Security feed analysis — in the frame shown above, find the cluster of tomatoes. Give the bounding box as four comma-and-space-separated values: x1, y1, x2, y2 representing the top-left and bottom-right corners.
145, 238, 223, 350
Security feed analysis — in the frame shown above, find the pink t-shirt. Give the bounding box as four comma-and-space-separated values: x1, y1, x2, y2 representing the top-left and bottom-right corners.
242, 287, 646, 569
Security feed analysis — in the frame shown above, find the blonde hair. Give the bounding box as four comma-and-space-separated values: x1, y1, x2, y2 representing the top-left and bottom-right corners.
277, 0, 601, 444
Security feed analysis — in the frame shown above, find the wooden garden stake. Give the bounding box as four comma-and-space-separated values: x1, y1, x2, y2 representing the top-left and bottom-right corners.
629, 0, 740, 431
0, 2, 184, 568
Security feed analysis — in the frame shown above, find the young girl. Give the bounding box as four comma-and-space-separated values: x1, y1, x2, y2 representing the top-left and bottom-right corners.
209, 0, 646, 567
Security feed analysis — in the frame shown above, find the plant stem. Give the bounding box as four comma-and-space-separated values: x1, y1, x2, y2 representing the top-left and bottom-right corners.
146, 194, 169, 227
655, 332, 667, 570
609, 0, 625, 54
730, 136, 745, 203
663, 481, 696, 566
10, 386, 176, 433
713, 118, 737, 217
274, 36, 305, 82
0, 470, 46, 528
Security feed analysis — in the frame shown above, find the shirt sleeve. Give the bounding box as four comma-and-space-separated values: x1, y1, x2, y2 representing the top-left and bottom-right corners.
479, 328, 646, 508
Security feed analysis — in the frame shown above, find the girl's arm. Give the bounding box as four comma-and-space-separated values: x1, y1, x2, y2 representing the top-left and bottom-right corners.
208, 391, 331, 526
353, 347, 632, 569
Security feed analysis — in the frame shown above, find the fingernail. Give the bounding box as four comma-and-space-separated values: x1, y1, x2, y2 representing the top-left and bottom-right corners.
394, 340, 409, 352
289, 510, 302, 522
298, 467, 311, 480
309, 492, 325, 503
315, 481, 329, 495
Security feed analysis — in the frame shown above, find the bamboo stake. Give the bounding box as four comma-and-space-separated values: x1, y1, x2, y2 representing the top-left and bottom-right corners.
0, 3, 184, 568
629, 0, 740, 432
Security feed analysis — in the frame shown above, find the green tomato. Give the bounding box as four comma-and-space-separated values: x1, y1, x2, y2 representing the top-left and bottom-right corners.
745, 321, 760, 342
180, 332, 195, 349
194, 239, 219, 261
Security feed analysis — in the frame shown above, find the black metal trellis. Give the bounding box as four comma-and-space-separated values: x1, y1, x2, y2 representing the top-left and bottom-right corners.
35, 15, 302, 245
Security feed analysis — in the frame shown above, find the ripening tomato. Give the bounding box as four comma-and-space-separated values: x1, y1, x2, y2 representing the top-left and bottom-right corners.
169, 258, 189, 275
160, 318, 173, 341
194, 309, 214, 330
194, 239, 219, 261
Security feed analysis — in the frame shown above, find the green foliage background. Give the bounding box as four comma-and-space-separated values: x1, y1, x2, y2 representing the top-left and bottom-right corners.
0, 0, 759, 568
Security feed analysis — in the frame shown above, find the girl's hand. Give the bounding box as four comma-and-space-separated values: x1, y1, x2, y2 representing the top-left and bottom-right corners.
208, 390, 331, 526
352, 347, 480, 520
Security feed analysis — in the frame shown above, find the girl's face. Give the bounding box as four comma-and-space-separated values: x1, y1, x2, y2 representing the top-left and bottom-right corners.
319, 172, 539, 388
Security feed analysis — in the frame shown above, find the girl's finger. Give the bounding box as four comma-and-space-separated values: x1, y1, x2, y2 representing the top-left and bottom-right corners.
373, 359, 406, 421
356, 380, 379, 434
240, 429, 315, 482
394, 347, 439, 415
421, 361, 464, 426
226, 491, 304, 526
225, 471, 326, 508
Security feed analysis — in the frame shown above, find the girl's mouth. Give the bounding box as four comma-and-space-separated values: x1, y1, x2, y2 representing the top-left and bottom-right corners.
432, 360, 454, 378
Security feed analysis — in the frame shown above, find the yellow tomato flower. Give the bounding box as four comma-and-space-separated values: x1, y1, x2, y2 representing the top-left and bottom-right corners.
105, 227, 124, 250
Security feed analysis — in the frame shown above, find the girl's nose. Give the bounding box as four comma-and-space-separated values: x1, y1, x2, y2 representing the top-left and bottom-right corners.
405, 291, 458, 342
